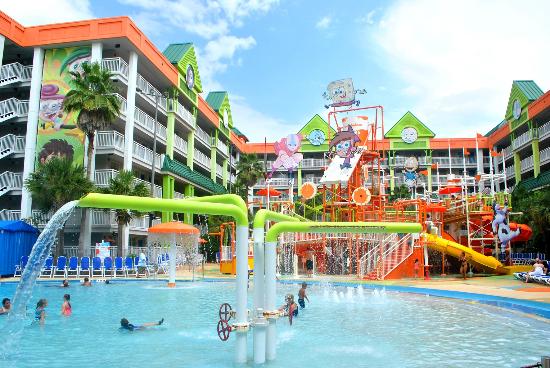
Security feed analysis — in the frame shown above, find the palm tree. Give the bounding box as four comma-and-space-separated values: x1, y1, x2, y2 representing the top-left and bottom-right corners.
235, 153, 264, 201
63, 61, 121, 256
101, 170, 150, 257
25, 157, 94, 257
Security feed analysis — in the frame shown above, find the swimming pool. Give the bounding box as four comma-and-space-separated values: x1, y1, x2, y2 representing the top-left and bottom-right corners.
0, 280, 548, 368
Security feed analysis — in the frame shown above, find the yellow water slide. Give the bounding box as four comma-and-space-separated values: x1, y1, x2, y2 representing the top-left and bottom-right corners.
424, 233, 512, 274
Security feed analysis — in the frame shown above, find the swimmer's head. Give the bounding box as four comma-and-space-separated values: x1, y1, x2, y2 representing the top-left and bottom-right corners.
120, 318, 129, 327
62, 280, 69, 287
302, 282, 307, 288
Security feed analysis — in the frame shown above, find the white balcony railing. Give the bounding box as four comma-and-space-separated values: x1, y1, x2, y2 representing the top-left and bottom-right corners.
134, 106, 167, 141
301, 158, 327, 169
195, 126, 211, 147
0, 171, 23, 196
0, 209, 20, 221
216, 164, 223, 178
230, 174, 236, 184
175, 101, 196, 128
538, 120, 550, 140
174, 191, 184, 199
540, 147, 550, 165
101, 57, 129, 82
505, 165, 515, 178
502, 145, 513, 159
194, 149, 211, 169
520, 156, 534, 173
255, 178, 293, 187
0, 62, 32, 86
0, 134, 25, 159
512, 130, 532, 150
136, 74, 167, 113
94, 169, 162, 197
217, 139, 229, 156
0, 98, 29, 122
132, 141, 162, 169
174, 135, 188, 156
96, 131, 125, 151
431, 157, 477, 167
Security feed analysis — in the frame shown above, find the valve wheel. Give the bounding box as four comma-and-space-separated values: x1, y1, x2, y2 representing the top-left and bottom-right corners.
217, 319, 232, 341
219, 303, 232, 322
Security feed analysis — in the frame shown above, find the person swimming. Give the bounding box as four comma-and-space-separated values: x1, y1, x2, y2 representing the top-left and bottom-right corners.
61, 294, 72, 316
279, 294, 298, 325
35, 299, 48, 325
120, 317, 164, 331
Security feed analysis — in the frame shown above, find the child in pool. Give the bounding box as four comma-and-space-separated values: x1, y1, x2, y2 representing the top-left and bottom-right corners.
298, 283, 309, 309
279, 294, 298, 325
120, 317, 164, 331
35, 299, 47, 325
61, 294, 72, 316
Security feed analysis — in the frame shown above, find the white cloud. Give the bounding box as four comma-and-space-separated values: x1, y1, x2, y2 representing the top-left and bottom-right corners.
358, 10, 376, 25
371, 0, 550, 137
315, 16, 332, 29
0, 0, 93, 25
230, 95, 291, 141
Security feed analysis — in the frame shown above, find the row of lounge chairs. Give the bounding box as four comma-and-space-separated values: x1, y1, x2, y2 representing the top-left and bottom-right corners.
14, 255, 157, 278
514, 272, 550, 285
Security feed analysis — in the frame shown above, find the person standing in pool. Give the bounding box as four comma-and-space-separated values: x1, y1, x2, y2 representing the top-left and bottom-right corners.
298, 283, 309, 309
305, 247, 314, 278
459, 252, 469, 280
279, 294, 298, 325
120, 317, 164, 331
35, 299, 48, 325
0, 298, 11, 315
61, 294, 72, 316
81, 277, 92, 286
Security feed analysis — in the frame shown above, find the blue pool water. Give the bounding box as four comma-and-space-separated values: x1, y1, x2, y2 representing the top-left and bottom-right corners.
0, 280, 548, 368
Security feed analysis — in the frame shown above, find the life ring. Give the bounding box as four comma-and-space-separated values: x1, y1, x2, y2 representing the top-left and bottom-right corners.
219, 303, 232, 322
352, 187, 371, 205
217, 319, 232, 341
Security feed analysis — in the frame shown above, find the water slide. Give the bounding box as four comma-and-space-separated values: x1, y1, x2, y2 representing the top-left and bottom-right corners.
320, 148, 363, 186
424, 233, 509, 274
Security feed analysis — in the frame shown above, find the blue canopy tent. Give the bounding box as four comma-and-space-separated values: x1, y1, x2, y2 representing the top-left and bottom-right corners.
0, 220, 39, 277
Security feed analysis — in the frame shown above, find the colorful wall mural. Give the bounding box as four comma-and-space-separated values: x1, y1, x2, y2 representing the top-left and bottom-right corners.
36, 46, 91, 165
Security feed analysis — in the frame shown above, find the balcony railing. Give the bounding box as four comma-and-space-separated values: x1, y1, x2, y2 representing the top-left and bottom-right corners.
217, 140, 229, 156
195, 126, 211, 147
505, 165, 515, 178
194, 149, 211, 169
0, 62, 32, 86
431, 157, 477, 167
132, 141, 162, 169
115, 93, 128, 116
0, 171, 23, 195
216, 164, 223, 178
175, 101, 196, 128
502, 145, 513, 159
520, 155, 534, 173
174, 135, 188, 155
94, 169, 162, 197
0, 98, 29, 122
134, 106, 167, 142
540, 147, 550, 165
538, 120, 550, 140
96, 131, 125, 151
230, 174, 236, 184
101, 57, 129, 82
255, 178, 293, 187
136, 74, 167, 113
512, 130, 532, 150
301, 158, 327, 169
0, 209, 20, 221
0, 134, 25, 159
174, 191, 184, 199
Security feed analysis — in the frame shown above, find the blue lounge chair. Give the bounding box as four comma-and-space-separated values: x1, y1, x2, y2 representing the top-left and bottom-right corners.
113, 257, 125, 277
79, 257, 91, 278
124, 256, 137, 277
67, 256, 79, 278
41, 257, 54, 277
91, 257, 103, 278
14, 255, 29, 277
103, 257, 114, 277
52, 256, 68, 278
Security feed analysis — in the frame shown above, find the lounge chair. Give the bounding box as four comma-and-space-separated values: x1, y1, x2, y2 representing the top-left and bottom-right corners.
14, 255, 29, 277
52, 256, 68, 278
103, 257, 114, 277
513, 272, 526, 281
91, 257, 103, 278
79, 257, 91, 278
113, 257, 125, 277
41, 257, 54, 278
124, 256, 137, 277
67, 256, 79, 278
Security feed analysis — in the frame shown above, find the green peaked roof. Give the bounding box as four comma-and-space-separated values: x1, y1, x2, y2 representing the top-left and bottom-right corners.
206, 91, 227, 112
385, 111, 435, 138
162, 156, 226, 194
514, 80, 544, 101
297, 114, 336, 136
162, 43, 202, 93
231, 127, 248, 141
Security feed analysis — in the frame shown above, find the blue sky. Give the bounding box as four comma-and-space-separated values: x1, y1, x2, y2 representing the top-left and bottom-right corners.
3, 0, 550, 141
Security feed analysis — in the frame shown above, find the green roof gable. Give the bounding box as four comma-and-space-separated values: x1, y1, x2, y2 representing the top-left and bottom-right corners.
162, 43, 203, 93
206, 91, 227, 112
297, 114, 336, 152
515, 80, 544, 101
162, 156, 226, 194
385, 111, 435, 139
206, 91, 233, 132
231, 126, 248, 141
505, 81, 543, 131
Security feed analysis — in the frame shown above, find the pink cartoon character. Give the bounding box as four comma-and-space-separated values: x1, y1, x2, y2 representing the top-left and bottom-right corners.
269, 134, 303, 179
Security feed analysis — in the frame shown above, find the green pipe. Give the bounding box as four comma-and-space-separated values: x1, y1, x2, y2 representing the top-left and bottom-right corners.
265, 221, 422, 242
78, 193, 248, 226
253, 209, 301, 229
182, 194, 248, 215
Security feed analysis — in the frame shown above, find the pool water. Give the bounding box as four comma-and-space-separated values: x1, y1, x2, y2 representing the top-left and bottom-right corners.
0, 280, 548, 368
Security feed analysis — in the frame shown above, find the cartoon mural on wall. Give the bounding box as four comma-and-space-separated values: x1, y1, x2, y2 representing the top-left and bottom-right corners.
328, 125, 360, 169
322, 78, 367, 109
268, 134, 303, 179
35, 47, 91, 166
492, 201, 520, 253
403, 156, 419, 188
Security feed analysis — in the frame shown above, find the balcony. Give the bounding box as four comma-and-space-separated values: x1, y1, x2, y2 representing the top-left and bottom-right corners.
230, 174, 236, 184
520, 156, 534, 173
303, 177, 322, 184
216, 164, 223, 178
194, 149, 211, 170
0, 98, 29, 123
502, 145, 513, 159
512, 130, 532, 150
301, 158, 327, 169
538, 120, 550, 140
0, 171, 23, 196
540, 146, 550, 166
173, 135, 188, 156
175, 100, 195, 129
134, 106, 167, 142
255, 178, 294, 188
0, 134, 25, 160
195, 126, 211, 148
505, 165, 515, 178
0, 62, 32, 87
136, 74, 167, 114
96, 131, 125, 153
217, 139, 229, 157
174, 191, 184, 199
101, 57, 129, 83
132, 141, 162, 170
0, 209, 20, 221
94, 169, 162, 197
431, 157, 477, 167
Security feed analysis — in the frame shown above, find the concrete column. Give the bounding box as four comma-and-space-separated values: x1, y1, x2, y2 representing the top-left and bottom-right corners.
222, 158, 228, 187
21, 47, 44, 218
532, 139, 540, 178
513, 152, 521, 185
187, 130, 195, 169
211, 131, 217, 181
0, 35, 5, 69
476, 148, 484, 174
124, 51, 138, 171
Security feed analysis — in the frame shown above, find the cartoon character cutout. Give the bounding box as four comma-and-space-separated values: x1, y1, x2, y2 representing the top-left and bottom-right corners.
39, 84, 66, 130
492, 201, 520, 253
269, 134, 303, 179
322, 78, 367, 109
38, 139, 75, 164
402, 156, 419, 188
328, 125, 360, 169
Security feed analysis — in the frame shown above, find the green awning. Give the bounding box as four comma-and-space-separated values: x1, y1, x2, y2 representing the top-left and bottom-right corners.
162, 156, 227, 194
516, 170, 550, 191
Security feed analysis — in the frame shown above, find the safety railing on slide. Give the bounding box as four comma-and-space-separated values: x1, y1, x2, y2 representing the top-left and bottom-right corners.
358, 233, 395, 279
379, 233, 413, 280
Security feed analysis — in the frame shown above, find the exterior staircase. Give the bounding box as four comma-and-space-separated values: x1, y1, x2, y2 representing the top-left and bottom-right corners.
0, 171, 23, 197
359, 233, 414, 280
0, 98, 29, 123
0, 63, 32, 87
0, 134, 25, 159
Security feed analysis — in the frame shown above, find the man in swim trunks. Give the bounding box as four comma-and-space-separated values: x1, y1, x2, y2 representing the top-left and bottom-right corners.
305, 247, 314, 278
298, 282, 309, 309
120, 317, 164, 331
